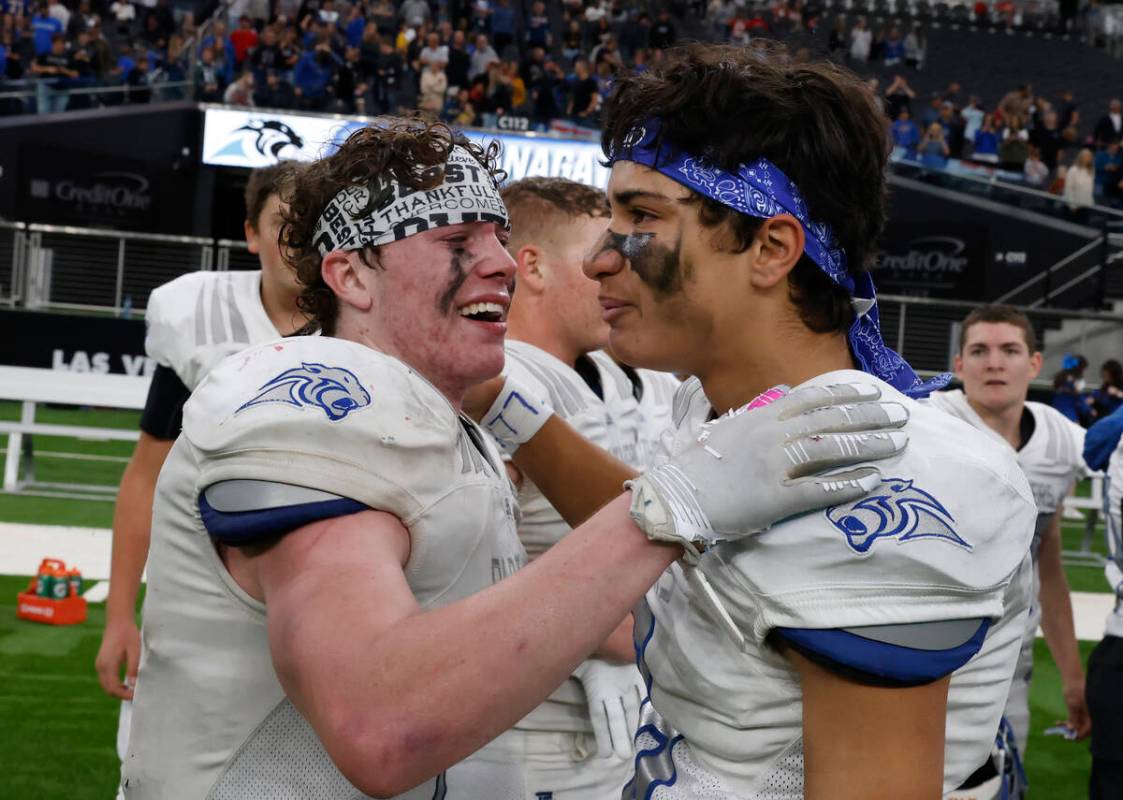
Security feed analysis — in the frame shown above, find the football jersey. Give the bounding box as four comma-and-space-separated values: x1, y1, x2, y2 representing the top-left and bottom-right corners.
586, 350, 680, 471
629, 371, 1036, 799
123, 336, 527, 799
501, 340, 649, 735
146, 270, 282, 391
928, 391, 1086, 552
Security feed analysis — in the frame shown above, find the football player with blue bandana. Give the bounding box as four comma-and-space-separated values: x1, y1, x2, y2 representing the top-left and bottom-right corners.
481, 43, 1038, 799
931, 305, 1090, 800
120, 121, 909, 799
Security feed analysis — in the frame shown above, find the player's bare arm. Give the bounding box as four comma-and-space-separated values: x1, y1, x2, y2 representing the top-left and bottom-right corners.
1038, 506, 1091, 738
95, 432, 175, 699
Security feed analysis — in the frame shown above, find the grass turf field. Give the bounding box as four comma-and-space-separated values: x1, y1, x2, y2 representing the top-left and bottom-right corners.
0, 401, 1113, 798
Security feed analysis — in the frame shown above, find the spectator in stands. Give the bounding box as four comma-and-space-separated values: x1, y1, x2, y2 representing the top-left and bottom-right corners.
333, 46, 368, 113
1093, 98, 1123, 145
277, 25, 301, 79
469, 33, 499, 80
418, 57, 447, 116
891, 107, 921, 158
31, 2, 62, 56
827, 16, 846, 56
66, 0, 95, 39
223, 69, 254, 106
567, 56, 597, 125
972, 113, 1001, 163
399, 0, 430, 29
919, 121, 950, 168
254, 68, 295, 108
125, 52, 152, 103
939, 102, 967, 158
999, 83, 1033, 123
961, 96, 985, 142
373, 38, 402, 114
649, 8, 676, 49
525, 1, 551, 50
1031, 109, 1066, 171
882, 26, 904, 67
1063, 148, 1096, 215
110, 0, 136, 39
561, 18, 583, 63
904, 24, 925, 70
1094, 140, 1123, 201
31, 32, 75, 113
418, 31, 447, 71
1000, 114, 1030, 170
293, 40, 336, 110
491, 0, 517, 52
528, 54, 562, 127
445, 30, 470, 93
249, 25, 281, 81
46, 0, 68, 30
1091, 360, 1123, 420
195, 45, 223, 102
848, 16, 871, 62
230, 15, 258, 67
884, 73, 915, 119
1024, 143, 1050, 187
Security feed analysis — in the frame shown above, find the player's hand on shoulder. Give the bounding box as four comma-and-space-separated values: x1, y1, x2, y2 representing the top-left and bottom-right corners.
627, 382, 909, 561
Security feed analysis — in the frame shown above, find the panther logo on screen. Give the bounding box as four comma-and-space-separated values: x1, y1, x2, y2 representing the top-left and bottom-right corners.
825, 477, 969, 555
212, 119, 305, 162
236, 362, 371, 422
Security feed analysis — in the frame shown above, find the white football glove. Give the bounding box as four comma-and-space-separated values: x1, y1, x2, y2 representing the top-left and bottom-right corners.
626, 382, 909, 562
573, 659, 646, 760
480, 375, 553, 455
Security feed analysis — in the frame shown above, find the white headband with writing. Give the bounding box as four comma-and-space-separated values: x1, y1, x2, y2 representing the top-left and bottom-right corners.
313, 145, 509, 256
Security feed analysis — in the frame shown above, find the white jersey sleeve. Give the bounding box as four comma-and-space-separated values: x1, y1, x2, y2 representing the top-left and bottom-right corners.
145, 270, 280, 390
635, 371, 1037, 797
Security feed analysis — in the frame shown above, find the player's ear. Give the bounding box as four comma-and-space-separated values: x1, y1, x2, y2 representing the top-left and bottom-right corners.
1028, 350, 1044, 380
244, 219, 260, 254
953, 352, 965, 378
749, 214, 804, 290
514, 244, 547, 294
321, 251, 373, 312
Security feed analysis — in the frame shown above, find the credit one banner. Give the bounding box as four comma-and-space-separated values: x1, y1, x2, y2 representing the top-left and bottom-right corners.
200, 107, 610, 188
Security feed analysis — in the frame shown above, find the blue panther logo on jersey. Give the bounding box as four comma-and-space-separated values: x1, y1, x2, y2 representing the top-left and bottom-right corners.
236, 362, 371, 421
825, 477, 969, 554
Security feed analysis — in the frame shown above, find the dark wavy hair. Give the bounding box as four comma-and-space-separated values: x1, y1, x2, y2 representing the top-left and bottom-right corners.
601, 42, 890, 334
244, 161, 302, 230
280, 120, 504, 335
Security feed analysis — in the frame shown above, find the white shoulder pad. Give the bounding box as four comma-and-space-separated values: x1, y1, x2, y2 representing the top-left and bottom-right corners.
1026, 400, 1088, 476
638, 368, 681, 410
587, 350, 636, 404
146, 271, 271, 391
698, 371, 1037, 641
183, 337, 470, 523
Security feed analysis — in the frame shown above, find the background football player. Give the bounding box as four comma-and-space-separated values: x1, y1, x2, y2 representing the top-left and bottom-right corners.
932, 304, 1089, 799
120, 121, 906, 798
94, 160, 307, 762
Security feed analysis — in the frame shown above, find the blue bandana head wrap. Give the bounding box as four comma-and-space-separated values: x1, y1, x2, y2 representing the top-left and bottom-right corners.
606, 119, 950, 399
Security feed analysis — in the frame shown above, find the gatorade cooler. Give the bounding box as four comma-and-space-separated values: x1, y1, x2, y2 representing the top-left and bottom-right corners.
18, 558, 87, 625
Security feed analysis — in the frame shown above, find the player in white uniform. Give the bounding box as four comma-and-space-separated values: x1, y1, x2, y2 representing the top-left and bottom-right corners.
928, 305, 1089, 798
1082, 404, 1123, 799
496, 44, 1037, 798
472, 177, 654, 798
123, 122, 908, 798
94, 161, 307, 762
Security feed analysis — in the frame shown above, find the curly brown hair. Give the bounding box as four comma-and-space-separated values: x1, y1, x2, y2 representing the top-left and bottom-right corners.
601, 42, 890, 334
280, 120, 503, 335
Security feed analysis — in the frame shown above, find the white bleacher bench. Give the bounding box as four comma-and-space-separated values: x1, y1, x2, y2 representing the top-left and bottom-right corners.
0, 366, 150, 495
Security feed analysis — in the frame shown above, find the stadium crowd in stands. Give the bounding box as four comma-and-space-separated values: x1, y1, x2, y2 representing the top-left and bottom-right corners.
1, 0, 1121, 209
